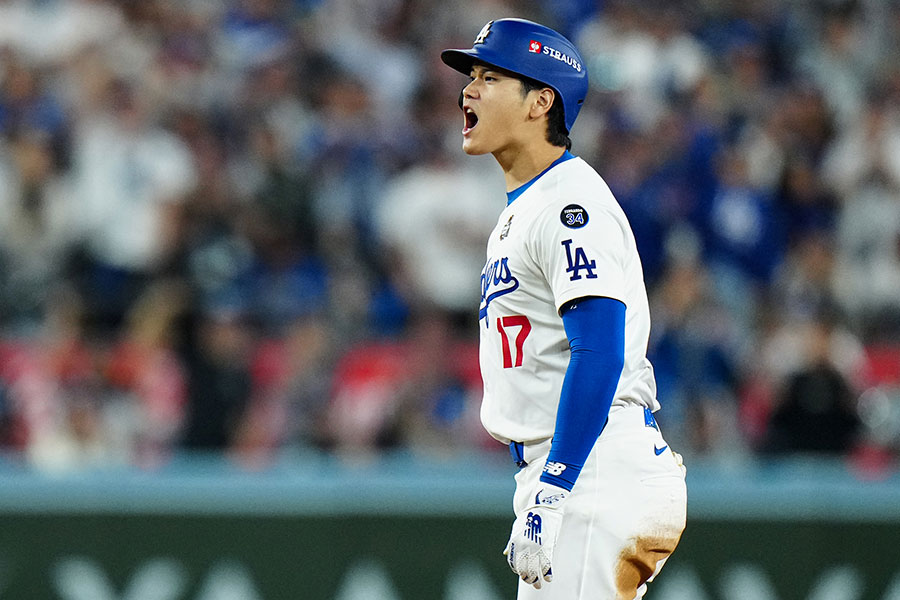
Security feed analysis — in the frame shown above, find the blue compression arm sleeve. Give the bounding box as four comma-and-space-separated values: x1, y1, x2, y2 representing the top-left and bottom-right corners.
540, 296, 626, 491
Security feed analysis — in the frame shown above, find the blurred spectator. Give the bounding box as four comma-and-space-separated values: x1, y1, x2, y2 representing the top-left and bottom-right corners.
323, 310, 486, 460
0, 52, 68, 140
0, 129, 79, 332
776, 82, 836, 164
596, 111, 695, 286
309, 71, 382, 256
575, 1, 711, 132
0, 0, 127, 67
180, 305, 254, 452
824, 90, 900, 337
770, 231, 839, 323
104, 280, 187, 466
758, 307, 867, 397
821, 87, 900, 197
762, 313, 863, 454
776, 154, 840, 240
2, 286, 114, 472
830, 175, 900, 339
648, 252, 743, 457
214, 0, 293, 75
312, 0, 422, 138
237, 312, 336, 462
698, 146, 785, 342
747, 298, 867, 451
323, 330, 410, 459
703, 148, 784, 284
71, 78, 197, 330
243, 207, 329, 333
795, 2, 875, 129
394, 311, 487, 457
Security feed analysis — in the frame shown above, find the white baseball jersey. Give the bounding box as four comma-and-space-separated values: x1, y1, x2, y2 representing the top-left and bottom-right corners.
478, 155, 658, 444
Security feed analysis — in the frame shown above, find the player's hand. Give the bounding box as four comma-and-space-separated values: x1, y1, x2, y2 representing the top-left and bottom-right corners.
502, 483, 568, 589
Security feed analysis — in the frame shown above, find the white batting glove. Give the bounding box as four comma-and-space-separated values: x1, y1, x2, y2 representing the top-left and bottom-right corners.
502, 483, 568, 589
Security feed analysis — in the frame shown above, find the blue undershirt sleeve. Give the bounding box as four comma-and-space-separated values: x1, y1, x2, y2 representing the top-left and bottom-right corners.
540, 295, 626, 491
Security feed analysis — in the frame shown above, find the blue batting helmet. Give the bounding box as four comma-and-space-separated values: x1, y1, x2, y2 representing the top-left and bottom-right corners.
441, 18, 589, 133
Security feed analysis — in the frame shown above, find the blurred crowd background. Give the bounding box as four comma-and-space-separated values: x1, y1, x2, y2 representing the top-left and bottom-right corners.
0, 0, 898, 473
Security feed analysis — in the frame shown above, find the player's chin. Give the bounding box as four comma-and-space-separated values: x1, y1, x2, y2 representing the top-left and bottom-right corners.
461, 137, 489, 156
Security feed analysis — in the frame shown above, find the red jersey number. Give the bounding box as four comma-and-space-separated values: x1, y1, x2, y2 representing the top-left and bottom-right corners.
497, 315, 532, 368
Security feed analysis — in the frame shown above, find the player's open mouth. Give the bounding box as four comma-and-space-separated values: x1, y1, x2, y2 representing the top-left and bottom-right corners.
463, 108, 478, 135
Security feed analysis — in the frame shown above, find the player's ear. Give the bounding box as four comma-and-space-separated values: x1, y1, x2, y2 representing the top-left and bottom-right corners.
529, 88, 555, 120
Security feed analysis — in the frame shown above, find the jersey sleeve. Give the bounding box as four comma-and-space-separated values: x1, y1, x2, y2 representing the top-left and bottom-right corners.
528, 199, 629, 313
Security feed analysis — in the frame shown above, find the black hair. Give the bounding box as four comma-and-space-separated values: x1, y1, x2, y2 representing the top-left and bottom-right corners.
520, 76, 571, 150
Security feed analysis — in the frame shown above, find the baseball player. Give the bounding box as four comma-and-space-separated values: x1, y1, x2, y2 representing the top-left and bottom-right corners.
441, 19, 687, 599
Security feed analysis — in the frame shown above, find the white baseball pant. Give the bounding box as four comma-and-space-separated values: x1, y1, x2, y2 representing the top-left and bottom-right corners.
511, 405, 687, 599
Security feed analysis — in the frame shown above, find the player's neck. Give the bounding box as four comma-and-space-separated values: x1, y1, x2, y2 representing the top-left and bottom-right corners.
494, 142, 566, 193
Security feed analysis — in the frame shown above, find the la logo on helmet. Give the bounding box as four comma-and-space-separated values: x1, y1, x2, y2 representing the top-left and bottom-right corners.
529, 40, 542, 53
474, 21, 493, 45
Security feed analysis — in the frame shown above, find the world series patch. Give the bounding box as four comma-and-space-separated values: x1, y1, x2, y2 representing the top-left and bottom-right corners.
560, 204, 588, 228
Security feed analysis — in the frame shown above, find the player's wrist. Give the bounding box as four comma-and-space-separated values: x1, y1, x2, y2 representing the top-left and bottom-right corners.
530, 481, 570, 511
539, 460, 581, 492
